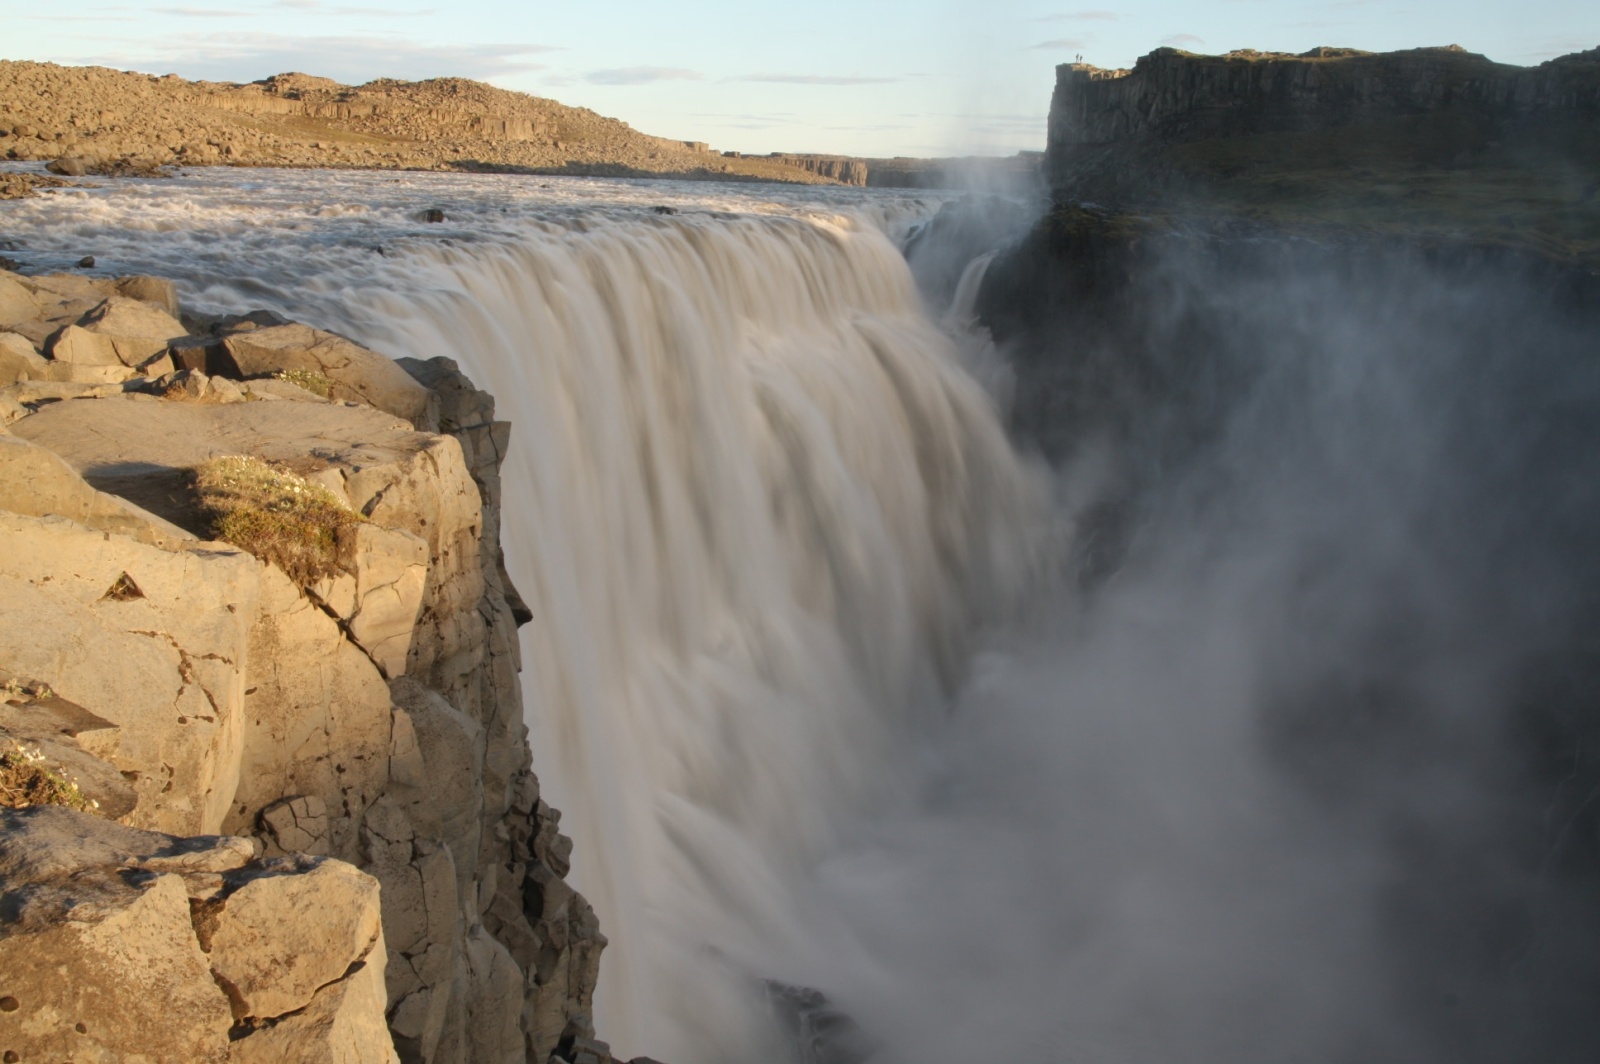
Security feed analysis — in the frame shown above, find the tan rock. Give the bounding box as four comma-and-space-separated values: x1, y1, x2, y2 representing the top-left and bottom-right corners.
46, 321, 122, 365
42, 360, 141, 384
78, 294, 188, 365
206, 855, 383, 1020
258, 793, 332, 855
239, 375, 335, 403
0, 511, 259, 834
227, 564, 393, 860
113, 274, 181, 318
223, 323, 439, 429
17, 271, 115, 305
311, 522, 429, 677
0, 331, 46, 384
0, 272, 39, 328
388, 676, 484, 884
0, 807, 238, 1064
464, 925, 526, 1064
0, 430, 194, 547
228, 948, 400, 1064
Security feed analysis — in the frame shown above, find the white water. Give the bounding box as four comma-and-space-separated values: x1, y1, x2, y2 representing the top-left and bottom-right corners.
1, 166, 1054, 1059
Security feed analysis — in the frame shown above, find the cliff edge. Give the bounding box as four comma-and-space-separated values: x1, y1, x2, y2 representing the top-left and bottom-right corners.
0, 267, 639, 1064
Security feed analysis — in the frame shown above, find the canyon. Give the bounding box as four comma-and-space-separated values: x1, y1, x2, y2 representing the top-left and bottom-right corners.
3, 37, 1599, 1064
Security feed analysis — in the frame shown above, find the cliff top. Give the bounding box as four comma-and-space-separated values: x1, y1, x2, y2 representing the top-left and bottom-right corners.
1045, 43, 1600, 268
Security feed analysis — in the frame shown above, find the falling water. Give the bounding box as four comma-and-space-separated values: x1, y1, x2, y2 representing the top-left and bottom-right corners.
0, 166, 1054, 1060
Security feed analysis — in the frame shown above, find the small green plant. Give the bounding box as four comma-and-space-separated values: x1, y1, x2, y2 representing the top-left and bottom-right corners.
2, 677, 54, 701
271, 368, 335, 398
194, 455, 363, 585
0, 739, 99, 812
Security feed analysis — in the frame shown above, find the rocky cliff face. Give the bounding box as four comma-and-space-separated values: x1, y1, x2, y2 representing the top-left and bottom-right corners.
0, 267, 634, 1064
1046, 44, 1600, 203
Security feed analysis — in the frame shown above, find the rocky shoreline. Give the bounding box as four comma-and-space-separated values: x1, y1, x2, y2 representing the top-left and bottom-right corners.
0, 264, 647, 1064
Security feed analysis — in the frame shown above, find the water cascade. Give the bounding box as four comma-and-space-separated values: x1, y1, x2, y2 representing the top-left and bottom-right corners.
331, 212, 1053, 1058
0, 171, 1052, 1060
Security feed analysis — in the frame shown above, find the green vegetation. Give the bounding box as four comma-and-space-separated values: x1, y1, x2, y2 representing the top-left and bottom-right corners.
194, 455, 362, 584
0, 738, 98, 812
272, 368, 335, 398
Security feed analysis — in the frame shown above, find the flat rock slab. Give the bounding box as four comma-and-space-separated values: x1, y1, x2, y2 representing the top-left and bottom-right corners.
11, 395, 428, 533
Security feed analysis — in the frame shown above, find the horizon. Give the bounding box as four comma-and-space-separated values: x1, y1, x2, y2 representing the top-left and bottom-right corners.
1, 1, 1595, 159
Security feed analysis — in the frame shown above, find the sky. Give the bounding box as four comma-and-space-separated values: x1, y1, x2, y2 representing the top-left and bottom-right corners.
2, 0, 1596, 157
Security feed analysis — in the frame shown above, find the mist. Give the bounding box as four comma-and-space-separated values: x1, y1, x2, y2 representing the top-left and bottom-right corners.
777, 234, 1600, 1063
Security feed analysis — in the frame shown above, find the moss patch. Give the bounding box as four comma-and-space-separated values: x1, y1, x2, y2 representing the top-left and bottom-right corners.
194, 455, 362, 585
271, 368, 334, 398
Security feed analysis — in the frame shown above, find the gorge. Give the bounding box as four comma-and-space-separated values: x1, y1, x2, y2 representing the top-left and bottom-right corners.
3, 40, 1600, 1064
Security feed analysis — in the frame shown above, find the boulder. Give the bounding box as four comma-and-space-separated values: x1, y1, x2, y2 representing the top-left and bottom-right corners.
387, 677, 484, 889
42, 360, 141, 384
15, 271, 115, 305
113, 274, 181, 318
45, 322, 122, 365
223, 323, 438, 429
258, 793, 332, 856
0, 332, 45, 384
228, 950, 400, 1064
0, 273, 38, 328
204, 854, 383, 1021
464, 925, 526, 1064
0, 806, 399, 1064
45, 155, 88, 176
0, 807, 243, 1064
0, 430, 190, 553
77, 294, 189, 366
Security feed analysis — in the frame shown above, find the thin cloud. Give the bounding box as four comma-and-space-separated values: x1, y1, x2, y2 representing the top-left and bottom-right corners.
324, 6, 434, 14
152, 6, 254, 15
77, 34, 556, 83
1031, 10, 1119, 21
270, 1, 435, 15
1030, 37, 1090, 51
1161, 34, 1205, 47
736, 74, 900, 85
585, 66, 702, 85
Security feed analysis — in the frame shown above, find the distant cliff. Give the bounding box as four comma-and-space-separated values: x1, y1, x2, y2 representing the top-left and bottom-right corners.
1047, 45, 1600, 208
1036, 45, 1600, 268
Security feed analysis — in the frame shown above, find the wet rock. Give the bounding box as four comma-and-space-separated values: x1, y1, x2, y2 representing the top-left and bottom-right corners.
45, 155, 87, 176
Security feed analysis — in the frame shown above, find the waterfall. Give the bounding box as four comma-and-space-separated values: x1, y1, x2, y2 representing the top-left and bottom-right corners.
1, 170, 1050, 1058
320, 209, 1052, 1058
